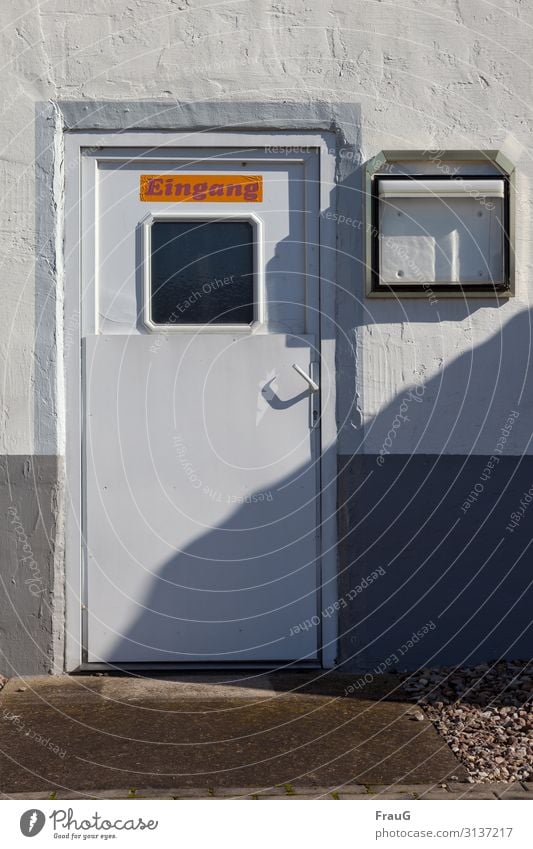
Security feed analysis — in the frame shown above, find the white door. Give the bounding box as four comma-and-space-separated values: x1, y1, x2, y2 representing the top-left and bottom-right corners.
82, 147, 321, 663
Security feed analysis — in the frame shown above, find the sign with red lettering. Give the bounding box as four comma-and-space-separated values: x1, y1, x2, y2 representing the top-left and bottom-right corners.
140, 174, 263, 202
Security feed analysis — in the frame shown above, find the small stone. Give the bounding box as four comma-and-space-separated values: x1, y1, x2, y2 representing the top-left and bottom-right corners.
399, 661, 533, 785
407, 708, 425, 721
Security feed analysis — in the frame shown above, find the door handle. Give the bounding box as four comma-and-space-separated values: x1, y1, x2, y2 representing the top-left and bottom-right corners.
292, 363, 319, 392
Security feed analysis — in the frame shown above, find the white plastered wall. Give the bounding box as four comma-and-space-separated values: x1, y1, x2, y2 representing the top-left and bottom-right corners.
1, 0, 532, 457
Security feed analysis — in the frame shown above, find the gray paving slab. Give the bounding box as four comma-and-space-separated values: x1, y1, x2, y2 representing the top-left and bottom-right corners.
0, 784, 530, 800
0, 672, 466, 795
493, 785, 530, 799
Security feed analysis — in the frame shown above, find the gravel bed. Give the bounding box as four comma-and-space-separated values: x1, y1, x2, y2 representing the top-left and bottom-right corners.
401, 661, 533, 783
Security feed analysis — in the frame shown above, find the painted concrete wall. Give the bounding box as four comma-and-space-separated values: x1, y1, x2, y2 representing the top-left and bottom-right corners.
1, 0, 532, 672
0, 457, 61, 675
337, 455, 533, 672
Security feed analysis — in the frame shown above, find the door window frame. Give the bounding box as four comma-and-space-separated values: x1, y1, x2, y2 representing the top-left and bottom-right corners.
142, 212, 264, 332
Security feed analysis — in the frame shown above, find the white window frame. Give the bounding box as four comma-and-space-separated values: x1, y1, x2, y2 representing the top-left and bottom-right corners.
142, 211, 264, 332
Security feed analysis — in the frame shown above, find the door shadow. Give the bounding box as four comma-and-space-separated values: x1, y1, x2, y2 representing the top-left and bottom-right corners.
101, 457, 324, 668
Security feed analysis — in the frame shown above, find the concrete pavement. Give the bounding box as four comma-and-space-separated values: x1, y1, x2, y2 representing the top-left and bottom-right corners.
0, 671, 472, 797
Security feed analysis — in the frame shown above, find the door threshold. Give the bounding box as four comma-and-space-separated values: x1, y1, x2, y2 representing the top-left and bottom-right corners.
73, 660, 322, 674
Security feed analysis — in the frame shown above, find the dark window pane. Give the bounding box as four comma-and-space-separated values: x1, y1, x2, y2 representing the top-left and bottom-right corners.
150, 220, 254, 325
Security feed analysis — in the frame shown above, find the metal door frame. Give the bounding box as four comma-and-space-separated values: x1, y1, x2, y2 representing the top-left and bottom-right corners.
63, 129, 338, 671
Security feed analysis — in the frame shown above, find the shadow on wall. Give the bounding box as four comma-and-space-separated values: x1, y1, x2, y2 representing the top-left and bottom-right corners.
98, 309, 533, 674
65, 117, 532, 673
337, 306, 533, 672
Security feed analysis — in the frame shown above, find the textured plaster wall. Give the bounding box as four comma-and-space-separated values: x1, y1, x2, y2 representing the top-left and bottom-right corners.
0, 0, 532, 457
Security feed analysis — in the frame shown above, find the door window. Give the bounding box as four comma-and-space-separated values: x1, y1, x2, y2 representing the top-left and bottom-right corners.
146, 217, 258, 328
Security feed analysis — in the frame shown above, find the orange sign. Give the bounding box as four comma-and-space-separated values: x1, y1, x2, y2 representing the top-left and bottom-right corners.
140, 174, 263, 203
